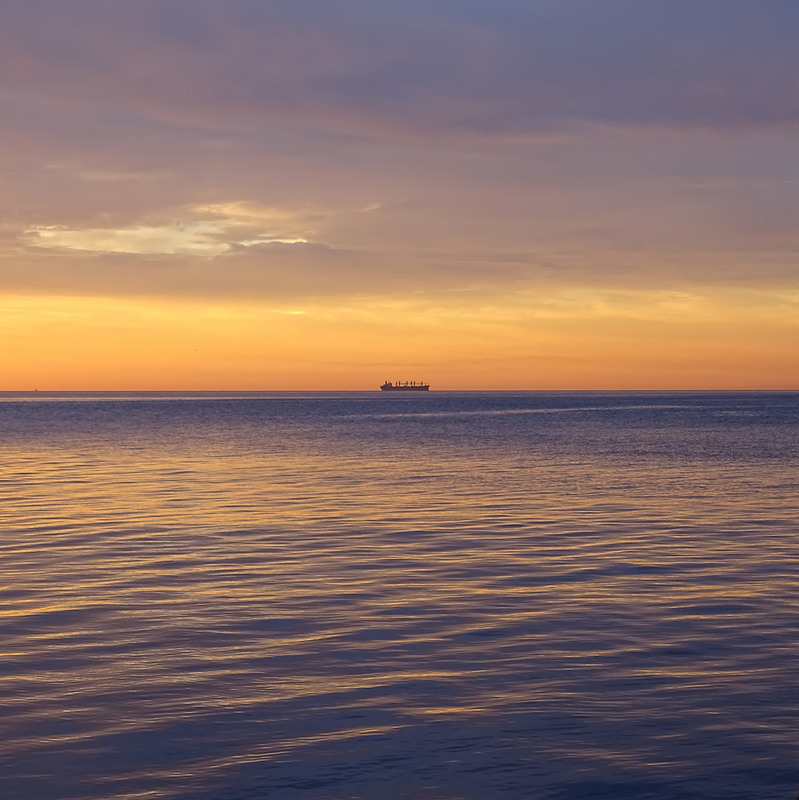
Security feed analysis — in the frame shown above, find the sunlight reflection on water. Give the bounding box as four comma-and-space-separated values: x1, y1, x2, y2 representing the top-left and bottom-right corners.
1, 392, 797, 800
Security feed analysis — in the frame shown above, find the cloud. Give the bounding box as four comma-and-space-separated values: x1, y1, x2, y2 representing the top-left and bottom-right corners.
0, 2, 796, 312
2, 120, 797, 303
21, 201, 321, 258
0, 1, 796, 138
27, 223, 226, 256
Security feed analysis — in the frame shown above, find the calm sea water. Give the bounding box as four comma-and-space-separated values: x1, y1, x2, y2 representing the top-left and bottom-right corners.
1, 391, 797, 800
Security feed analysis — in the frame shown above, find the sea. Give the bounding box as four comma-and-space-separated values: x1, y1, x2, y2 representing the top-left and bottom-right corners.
1, 390, 797, 800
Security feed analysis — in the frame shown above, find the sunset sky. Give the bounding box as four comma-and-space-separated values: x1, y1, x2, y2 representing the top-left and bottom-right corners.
1, 0, 797, 390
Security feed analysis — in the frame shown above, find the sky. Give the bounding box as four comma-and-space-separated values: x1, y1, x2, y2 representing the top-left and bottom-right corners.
1, 0, 797, 390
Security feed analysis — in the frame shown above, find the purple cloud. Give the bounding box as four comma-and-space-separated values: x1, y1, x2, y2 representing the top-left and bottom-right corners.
0, 0, 796, 136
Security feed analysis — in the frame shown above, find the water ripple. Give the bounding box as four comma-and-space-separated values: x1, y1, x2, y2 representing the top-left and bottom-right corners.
1, 391, 797, 799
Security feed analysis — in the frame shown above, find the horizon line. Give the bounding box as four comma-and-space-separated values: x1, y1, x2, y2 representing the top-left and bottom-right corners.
1, 388, 797, 394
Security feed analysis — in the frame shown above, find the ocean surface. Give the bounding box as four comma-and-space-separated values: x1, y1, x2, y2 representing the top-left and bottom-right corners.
1, 390, 797, 800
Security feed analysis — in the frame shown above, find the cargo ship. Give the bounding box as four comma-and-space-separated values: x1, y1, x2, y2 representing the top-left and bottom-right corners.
380, 380, 430, 391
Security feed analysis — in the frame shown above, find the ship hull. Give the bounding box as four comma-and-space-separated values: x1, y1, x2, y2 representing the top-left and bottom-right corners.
380, 385, 430, 391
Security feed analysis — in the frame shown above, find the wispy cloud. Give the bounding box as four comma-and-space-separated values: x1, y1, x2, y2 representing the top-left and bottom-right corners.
21, 201, 320, 257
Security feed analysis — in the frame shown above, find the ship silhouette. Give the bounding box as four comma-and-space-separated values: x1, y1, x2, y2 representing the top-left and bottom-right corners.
380, 380, 430, 392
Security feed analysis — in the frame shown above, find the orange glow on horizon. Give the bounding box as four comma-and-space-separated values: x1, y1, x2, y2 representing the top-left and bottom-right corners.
2, 290, 796, 391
